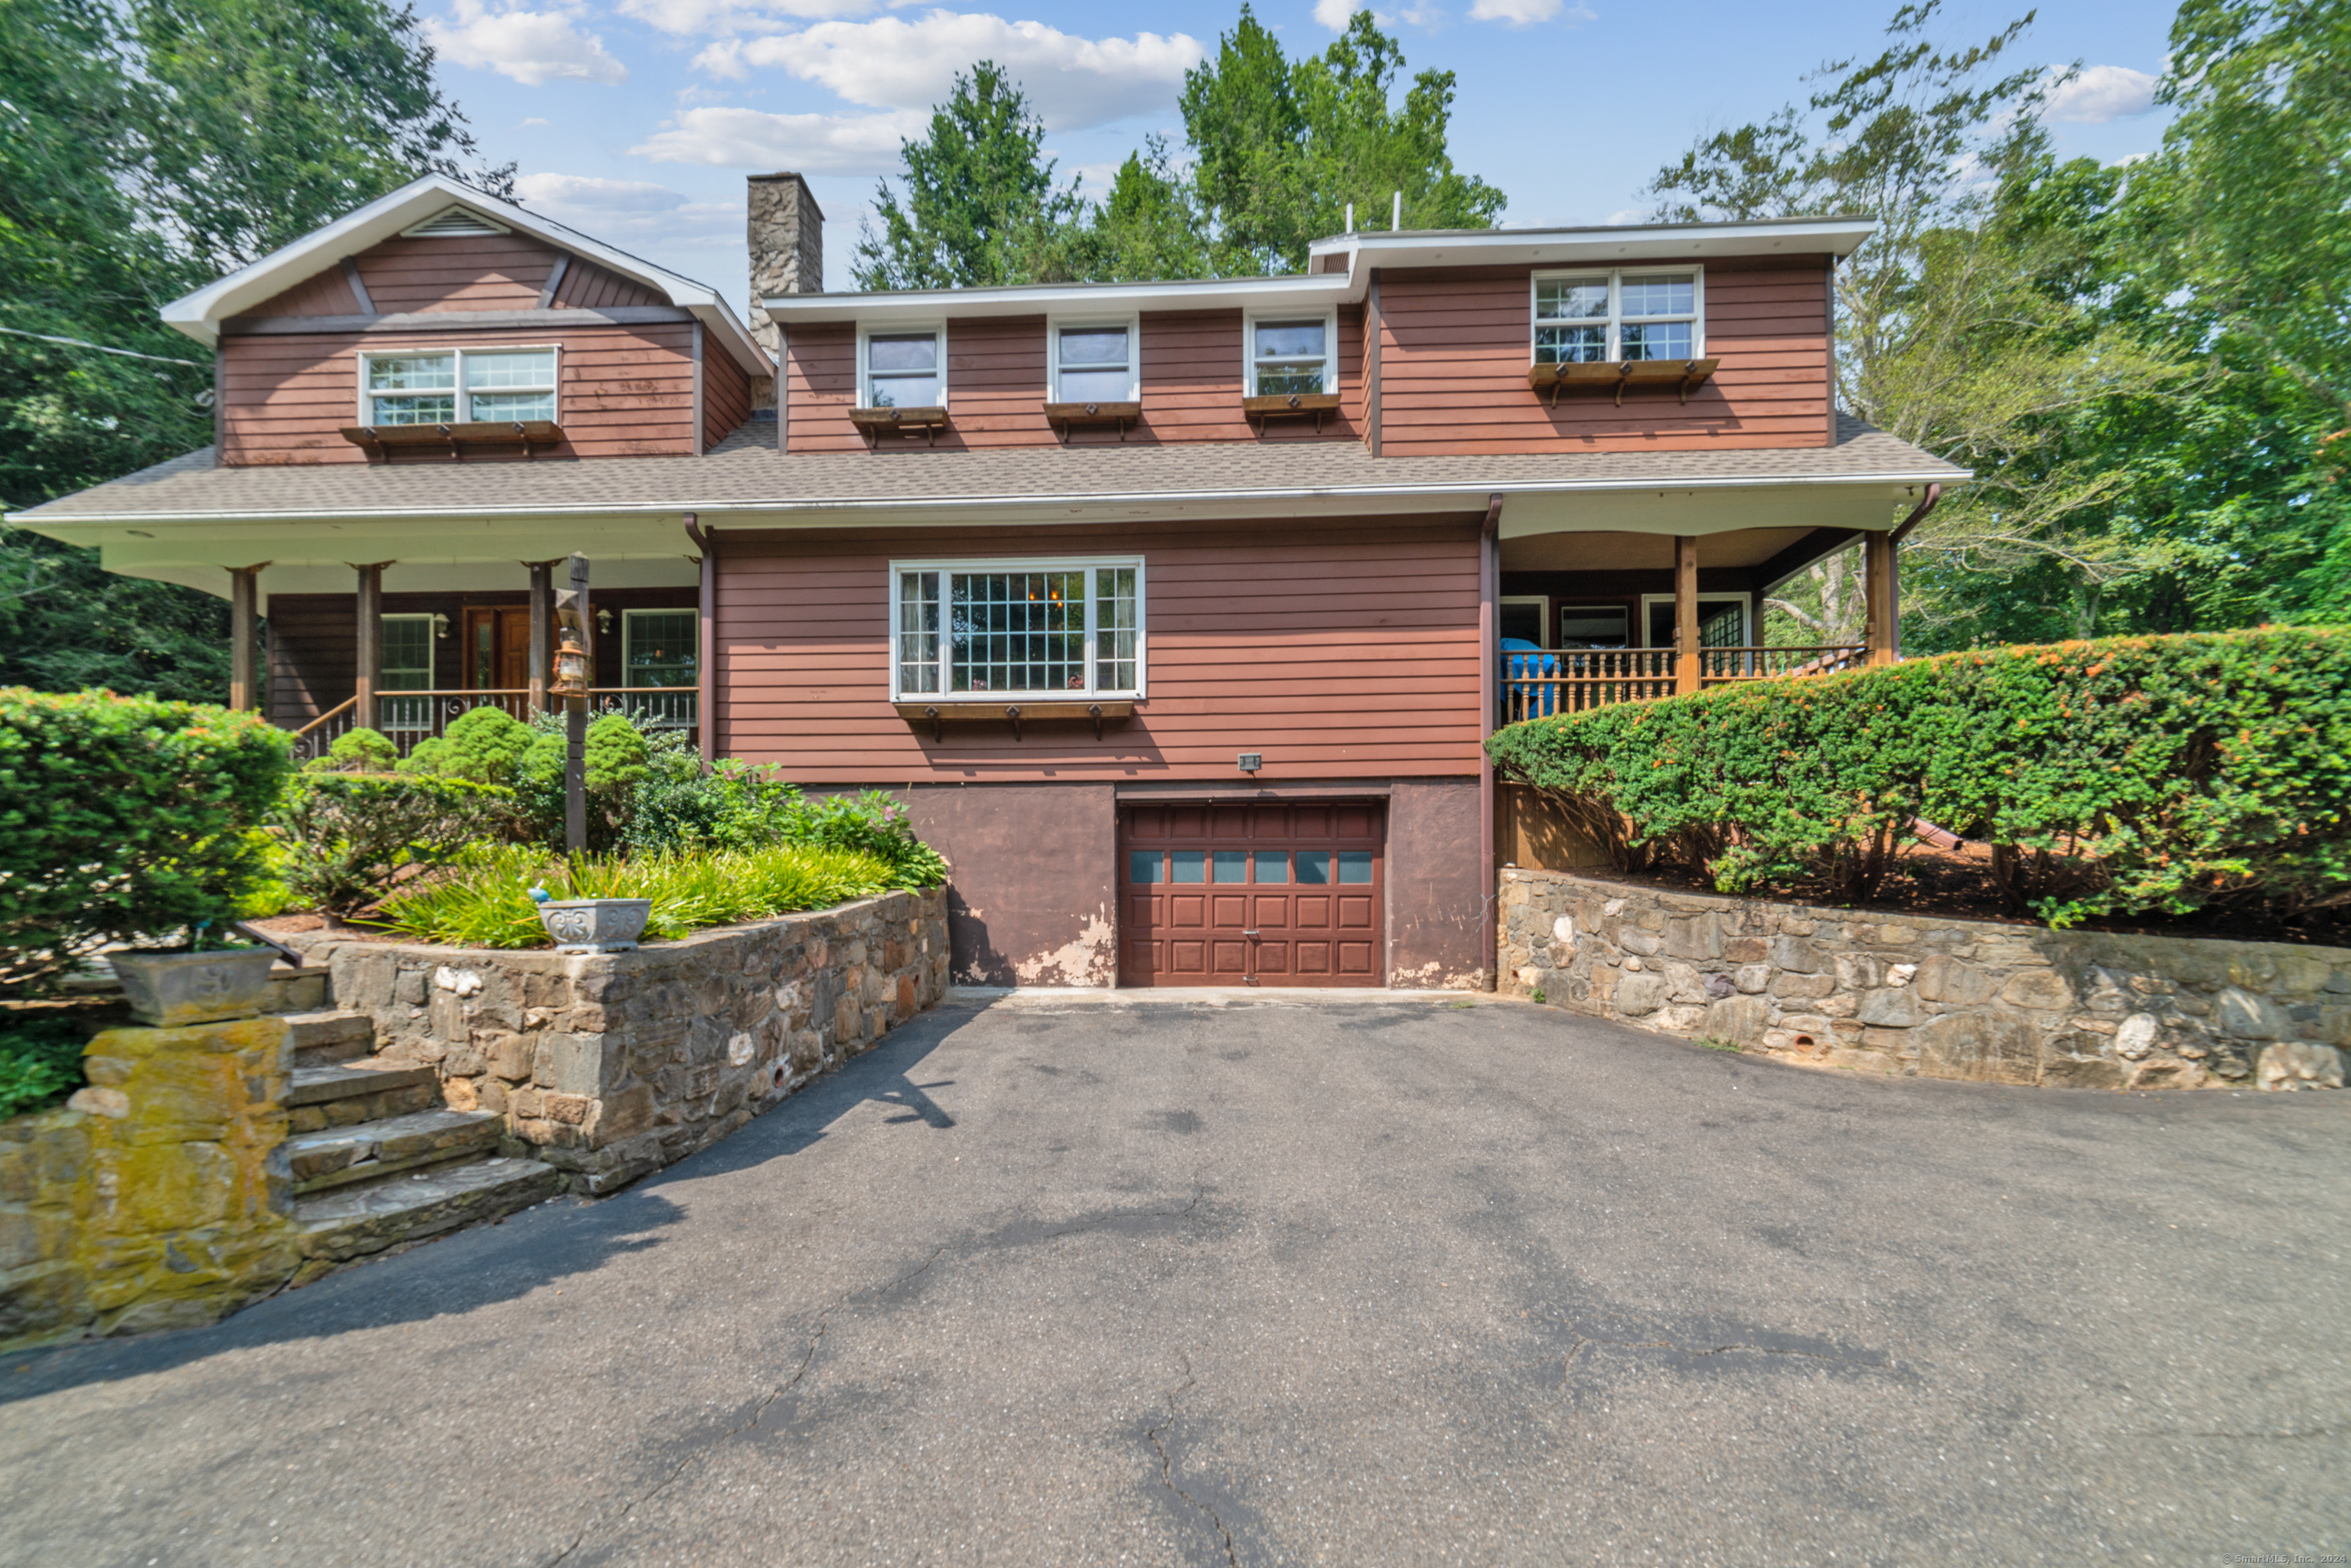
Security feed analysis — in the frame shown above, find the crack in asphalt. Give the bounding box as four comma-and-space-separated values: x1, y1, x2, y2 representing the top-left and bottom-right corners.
541, 1247, 948, 1568
1563, 1330, 1891, 1374
1146, 1351, 1241, 1568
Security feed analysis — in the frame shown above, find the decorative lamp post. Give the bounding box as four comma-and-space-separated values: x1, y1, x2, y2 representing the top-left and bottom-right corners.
549, 625, 589, 698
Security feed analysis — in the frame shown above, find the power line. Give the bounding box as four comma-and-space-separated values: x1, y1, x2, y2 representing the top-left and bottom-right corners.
0, 324, 207, 368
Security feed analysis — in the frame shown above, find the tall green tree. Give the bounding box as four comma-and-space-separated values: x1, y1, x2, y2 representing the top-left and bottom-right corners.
852, 62, 1087, 289
1181, 7, 1505, 272
1649, 3, 2190, 647
0, 0, 497, 701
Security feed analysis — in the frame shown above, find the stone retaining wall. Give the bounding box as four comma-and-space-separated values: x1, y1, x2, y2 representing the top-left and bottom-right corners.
1501, 869, 2350, 1091
321, 888, 950, 1192
1, 1017, 294, 1351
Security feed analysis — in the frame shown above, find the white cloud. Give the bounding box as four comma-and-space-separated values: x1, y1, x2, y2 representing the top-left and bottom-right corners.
426, 0, 628, 85
1469, 0, 1594, 21
614, 0, 876, 37
512, 172, 742, 238
630, 106, 928, 172
2043, 64, 2159, 124
702, 11, 1205, 131
1312, 0, 1352, 24
518, 116, 550, 126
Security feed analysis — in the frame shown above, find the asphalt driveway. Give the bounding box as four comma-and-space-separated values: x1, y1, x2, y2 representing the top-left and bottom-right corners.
4, 993, 2347, 1566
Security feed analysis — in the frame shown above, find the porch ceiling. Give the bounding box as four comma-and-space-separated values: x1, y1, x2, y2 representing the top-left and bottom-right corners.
1502, 527, 1818, 572
1494, 483, 1902, 543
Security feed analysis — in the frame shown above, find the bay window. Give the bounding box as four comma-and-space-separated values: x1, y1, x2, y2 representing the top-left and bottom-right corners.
894, 559, 1143, 700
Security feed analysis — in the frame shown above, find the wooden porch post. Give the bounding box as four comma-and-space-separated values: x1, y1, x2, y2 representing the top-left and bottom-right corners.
526, 559, 555, 715
1673, 536, 1700, 695
683, 516, 716, 766
227, 564, 266, 712
1864, 530, 1898, 667
353, 562, 388, 731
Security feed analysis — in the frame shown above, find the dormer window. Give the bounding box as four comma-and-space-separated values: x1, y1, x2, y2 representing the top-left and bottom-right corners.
361, 347, 555, 425
1247, 312, 1335, 396
860, 326, 944, 409
1534, 269, 1703, 364
1050, 320, 1136, 403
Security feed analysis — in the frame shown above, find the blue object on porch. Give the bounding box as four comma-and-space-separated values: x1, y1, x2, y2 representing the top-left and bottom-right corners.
1500, 637, 1560, 719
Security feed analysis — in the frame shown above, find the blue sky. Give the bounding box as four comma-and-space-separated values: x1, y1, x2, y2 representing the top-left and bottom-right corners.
418, 0, 2182, 307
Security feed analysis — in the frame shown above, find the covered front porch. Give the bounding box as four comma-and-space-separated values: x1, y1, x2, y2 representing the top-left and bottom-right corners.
260, 565, 702, 760
1493, 481, 1924, 722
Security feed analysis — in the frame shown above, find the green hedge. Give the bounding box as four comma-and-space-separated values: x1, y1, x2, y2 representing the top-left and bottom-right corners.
1485, 628, 2351, 925
272, 772, 513, 918
0, 689, 292, 990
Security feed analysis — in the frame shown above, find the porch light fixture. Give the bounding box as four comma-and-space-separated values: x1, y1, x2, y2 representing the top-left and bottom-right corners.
596, 607, 614, 634
550, 626, 590, 698
432, 612, 451, 638
1237, 752, 1263, 774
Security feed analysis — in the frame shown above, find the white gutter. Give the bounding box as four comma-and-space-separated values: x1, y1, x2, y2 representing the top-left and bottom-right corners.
8, 465, 1971, 530
765, 270, 1358, 324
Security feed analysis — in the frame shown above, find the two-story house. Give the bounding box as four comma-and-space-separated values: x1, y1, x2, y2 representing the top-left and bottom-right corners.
11, 173, 1965, 991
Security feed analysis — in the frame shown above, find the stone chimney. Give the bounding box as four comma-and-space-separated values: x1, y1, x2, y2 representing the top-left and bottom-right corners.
747, 173, 822, 407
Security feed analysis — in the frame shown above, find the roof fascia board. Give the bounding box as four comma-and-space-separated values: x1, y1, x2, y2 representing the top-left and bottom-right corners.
162, 174, 772, 376
8, 465, 1970, 534
764, 271, 1361, 324
1306, 217, 1877, 267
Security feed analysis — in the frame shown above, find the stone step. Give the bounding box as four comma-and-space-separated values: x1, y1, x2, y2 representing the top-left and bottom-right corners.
294, 1157, 565, 1267
285, 1009, 377, 1067
285, 1108, 504, 1196
263, 962, 331, 1017
287, 1060, 441, 1131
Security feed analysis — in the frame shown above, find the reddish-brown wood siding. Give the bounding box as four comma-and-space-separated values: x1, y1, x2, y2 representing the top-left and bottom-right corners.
350, 234, 558, 315
220, 322, 699, 465
782, 305, 1366, 453
713, 516, 1479, 783
551, 257, 664, 311
249, 266, 364, 318
703, 334, 756, 449
1378, 256, 1831, 455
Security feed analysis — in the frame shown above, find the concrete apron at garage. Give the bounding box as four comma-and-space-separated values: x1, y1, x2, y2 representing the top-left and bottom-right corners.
947, 984, 1489, 1006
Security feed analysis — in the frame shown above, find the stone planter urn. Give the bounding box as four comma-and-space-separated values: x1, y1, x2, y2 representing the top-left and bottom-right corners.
537, 898, 653, 954
106, 947, 279, 1027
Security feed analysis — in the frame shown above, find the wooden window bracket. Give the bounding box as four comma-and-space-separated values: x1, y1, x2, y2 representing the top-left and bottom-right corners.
896, 699, 1133, 742
849, 406, 950, 448
1242, 391, 1342, 436
1528, 359, 1719, 408
340, 420, 562, 461
1043, 401, 1141, 443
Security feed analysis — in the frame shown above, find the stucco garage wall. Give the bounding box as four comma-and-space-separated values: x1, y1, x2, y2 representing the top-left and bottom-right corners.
1389, 778, 1486, 989
902, 784, 1119, 987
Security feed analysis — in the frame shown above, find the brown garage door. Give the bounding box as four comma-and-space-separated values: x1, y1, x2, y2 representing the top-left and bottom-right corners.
1120, 800, 1384, 986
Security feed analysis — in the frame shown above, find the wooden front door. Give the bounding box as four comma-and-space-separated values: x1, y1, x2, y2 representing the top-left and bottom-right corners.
1119, 800, 1384, 987
463, 607, 535, 690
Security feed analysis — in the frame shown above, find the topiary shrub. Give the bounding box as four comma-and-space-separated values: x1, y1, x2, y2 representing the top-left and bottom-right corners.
400, 706, 534, 787
0, 689, 292, 992
1486, 627, 2351, 926
311, 726, 397, 773
272, 773, 513, 918
516, 711, 652, 851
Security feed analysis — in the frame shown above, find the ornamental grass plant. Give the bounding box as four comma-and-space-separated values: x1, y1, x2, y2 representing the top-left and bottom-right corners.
372, 842, 905, 949
1485, 627, 2351, 927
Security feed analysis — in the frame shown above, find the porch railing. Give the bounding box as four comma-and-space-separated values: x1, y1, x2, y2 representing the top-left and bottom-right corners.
1500, 645, 1866, 722
288, 687, 699, 762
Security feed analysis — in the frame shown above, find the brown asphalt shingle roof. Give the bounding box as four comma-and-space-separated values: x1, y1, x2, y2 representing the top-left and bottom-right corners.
14, 414, 1965, 524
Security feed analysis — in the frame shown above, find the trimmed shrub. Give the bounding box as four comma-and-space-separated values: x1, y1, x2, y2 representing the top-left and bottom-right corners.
1485, 628, 2351, 925
515, 712, 651, 850
0, 689, 292, 991
272, 773, 513, 918
785, 790, 950, 889
313, 726, 397, 773
373, 841, 902, 948
400, 706, 534, 786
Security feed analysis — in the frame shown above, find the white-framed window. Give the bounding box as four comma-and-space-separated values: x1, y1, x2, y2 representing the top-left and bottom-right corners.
1244, 309, 1336, 396
358, 346, 558, 425
1498, 595, 1550, 646
1048, 316, 1139, 403
623, 609, 697, 689
858, 323, 945, 410
892, 558, 1144, 701
1639, 592, 1749, 649
1531, 269, 1704, 365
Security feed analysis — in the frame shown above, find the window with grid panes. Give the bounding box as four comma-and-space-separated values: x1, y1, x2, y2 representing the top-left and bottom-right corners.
893, 562, 1143, 699
362, 348, 555, 425
1533, 270, 1700, 364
